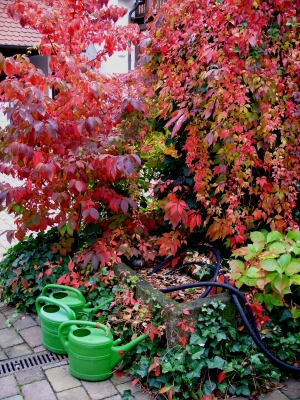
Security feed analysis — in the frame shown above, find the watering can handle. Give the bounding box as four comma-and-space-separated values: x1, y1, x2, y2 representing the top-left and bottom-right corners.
58, 320, 110, 353
35, 296, 76, 320
41, 284, 86, 303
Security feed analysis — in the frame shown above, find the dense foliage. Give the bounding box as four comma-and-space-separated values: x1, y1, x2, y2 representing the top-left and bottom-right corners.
0, 0, 160, 269
127, 300, 296, 399
135, 0, 300, 252
0, 229, 69, 310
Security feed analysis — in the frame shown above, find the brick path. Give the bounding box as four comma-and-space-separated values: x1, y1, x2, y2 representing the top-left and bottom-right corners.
0, 304, 152, 399
0, 173, 299, 400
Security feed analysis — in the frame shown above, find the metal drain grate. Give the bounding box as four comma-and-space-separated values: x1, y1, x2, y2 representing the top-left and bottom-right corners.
0, 351, 68, 377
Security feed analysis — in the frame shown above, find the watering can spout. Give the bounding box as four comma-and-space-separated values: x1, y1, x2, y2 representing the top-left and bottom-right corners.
82, 297, 113, 315
111, 333, 149, 370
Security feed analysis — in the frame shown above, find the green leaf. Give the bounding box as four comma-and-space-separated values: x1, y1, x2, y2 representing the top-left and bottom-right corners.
290, 274, 300, 285
134, 357, 149, 378
278, 254, 291, 268
236, 385, 250, 396
264, 293, 282, 307
185, 363, 204, 379
225, 362, 234, 373
206, 356, 227, 370
121, 390, 136, 400
293, 244, 300, 255
202, 380, 216, 396
279, 309, 292, 322
253, 240, 265, 253
291, 308, 300, 319
272, 274, 291, 295
191, 349, 206, 360
261, 258, 280, 271
285, 261, 300, 276
287, 230, 300, 241
266, 231, 283, 243
240, 276, 258, 286
269, 242, 288, 254
189, 333, 206, 346
245, 267, 261, 278
244, 251, 257, 261
250, 231, 265, 243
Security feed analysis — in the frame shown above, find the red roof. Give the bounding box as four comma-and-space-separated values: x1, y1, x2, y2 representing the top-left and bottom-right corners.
0, 0, 41, 47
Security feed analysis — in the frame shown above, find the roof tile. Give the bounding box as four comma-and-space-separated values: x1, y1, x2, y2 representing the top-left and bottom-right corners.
0, 0, 41, 47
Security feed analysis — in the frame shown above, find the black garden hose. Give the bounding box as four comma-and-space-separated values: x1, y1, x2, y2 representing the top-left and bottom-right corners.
151, 245, 300, 373
149, 244, 221, 298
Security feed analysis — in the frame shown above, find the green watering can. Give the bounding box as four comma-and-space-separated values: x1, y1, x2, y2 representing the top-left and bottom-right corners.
58, 320, 149, 381
40, 284, 112, 318
36, 296, 76, 354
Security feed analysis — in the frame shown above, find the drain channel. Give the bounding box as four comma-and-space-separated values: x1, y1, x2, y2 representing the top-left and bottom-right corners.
0, 351, 68, 377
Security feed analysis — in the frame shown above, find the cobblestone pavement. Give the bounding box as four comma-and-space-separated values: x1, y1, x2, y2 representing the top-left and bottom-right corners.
0, 174, 300, 400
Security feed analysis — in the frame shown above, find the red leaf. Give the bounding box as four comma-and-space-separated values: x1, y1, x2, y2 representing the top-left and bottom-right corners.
90, 208, 99, 221
75, 180, 86, 193
132, 378, 140, 386
83, 252, 94, 267
120, 199, 128, 214
3, 58, 15, 77
217, 370, 226, 383
148, 363, 157, 372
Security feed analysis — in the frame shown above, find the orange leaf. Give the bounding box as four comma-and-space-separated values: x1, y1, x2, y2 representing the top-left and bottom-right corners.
158, 386, 173, 394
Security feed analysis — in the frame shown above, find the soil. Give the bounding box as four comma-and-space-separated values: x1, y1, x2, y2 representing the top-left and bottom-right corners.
136, 251, 217, 303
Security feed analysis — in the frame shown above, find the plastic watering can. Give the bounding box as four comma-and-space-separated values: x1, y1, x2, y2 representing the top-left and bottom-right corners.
58, 320, 150, 381
36, 296, 76, 354
40, 284, 112, 318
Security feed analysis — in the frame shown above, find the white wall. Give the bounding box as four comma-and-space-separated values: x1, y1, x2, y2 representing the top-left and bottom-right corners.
100, 0, 136, 74
0, 103, 8, 129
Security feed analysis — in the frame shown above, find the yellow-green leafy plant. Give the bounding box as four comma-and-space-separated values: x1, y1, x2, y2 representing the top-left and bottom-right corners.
229, 230, 300, 314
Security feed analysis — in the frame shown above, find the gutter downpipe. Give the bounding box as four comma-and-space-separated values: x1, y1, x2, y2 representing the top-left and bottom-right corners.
128, 0, 142, 71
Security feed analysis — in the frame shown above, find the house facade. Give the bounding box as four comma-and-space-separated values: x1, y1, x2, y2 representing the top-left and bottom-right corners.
0, 0, 167, 126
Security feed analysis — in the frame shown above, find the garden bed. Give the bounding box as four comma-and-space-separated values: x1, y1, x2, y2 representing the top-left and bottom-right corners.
113, 262, 238, 346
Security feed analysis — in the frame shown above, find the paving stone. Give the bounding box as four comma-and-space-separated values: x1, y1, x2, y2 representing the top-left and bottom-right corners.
21, 380, 57, 400
0, 312, 7, 329
259, 389, 290, 400
0, 348, 8, 360
13, 314, 37, 331
33, 345, 46, 353
0, 328, 24, 348
1, 307, 20, 319
42, 360, 69, 370
28, 313, 40, 326
229, 398, 248, 400
133, 392, 154, 400
115, 381, 140, 395
110, 373, 133, 385
103, 396, 122, 400
5, 343, 32, 358
15, 367, 45, 385
82, 380, 119, 400
4, 396, 24, 400
56, 387, 90, 400
45, 365, 81, 392
280, 378, 300, 400
19, 326, 42, 348
0, 375, 20, 399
